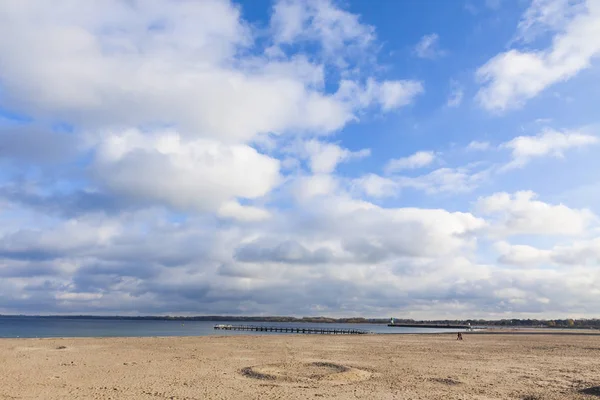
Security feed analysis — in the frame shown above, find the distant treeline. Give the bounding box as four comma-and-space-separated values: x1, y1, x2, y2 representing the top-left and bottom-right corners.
2, 315, 599, 328
391, 318, 600, 329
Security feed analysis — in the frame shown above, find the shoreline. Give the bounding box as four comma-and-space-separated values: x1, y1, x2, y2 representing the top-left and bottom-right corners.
3, 328, 600, 341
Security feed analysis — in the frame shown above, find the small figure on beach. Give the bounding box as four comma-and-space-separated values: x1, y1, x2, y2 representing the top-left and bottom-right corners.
457, 332, 463, 340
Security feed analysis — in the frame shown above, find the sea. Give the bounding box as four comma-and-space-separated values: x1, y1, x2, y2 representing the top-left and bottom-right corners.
0, 317, 464, 338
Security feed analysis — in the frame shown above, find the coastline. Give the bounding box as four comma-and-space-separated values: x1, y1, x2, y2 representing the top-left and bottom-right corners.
4, 327, 600, 340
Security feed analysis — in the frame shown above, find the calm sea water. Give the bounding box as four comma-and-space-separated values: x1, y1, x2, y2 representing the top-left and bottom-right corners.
0, 317, 462, 338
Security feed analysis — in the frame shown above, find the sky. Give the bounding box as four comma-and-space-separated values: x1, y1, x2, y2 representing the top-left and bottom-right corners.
0, 0, 599, 319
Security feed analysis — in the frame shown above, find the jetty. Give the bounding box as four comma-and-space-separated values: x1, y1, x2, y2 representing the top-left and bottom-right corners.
214, 324, 368, 334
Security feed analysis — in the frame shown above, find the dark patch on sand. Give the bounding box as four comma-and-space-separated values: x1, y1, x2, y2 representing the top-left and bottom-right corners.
240, 367, 276, 381
580, 386, 600, 396
310, 362, 349, 373
430, 377, 462, 386
240, 361, 370, 385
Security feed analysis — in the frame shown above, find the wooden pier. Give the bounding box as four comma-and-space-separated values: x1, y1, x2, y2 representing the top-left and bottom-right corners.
214, 324, 368, 335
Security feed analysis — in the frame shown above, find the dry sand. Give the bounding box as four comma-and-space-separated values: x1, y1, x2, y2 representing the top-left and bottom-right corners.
1, 333, 599, 399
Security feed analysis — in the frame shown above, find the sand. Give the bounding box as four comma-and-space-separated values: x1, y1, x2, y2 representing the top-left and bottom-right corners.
1, 333, 599, 399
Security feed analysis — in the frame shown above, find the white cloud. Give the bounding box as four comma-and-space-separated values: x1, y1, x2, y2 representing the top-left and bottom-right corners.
495, 241, 552, 266
292, 174, 339, 202
2, 1, 600, 318
269, 0, 375, 65
4, 192, 600, 317
92, 130, 281, 212
467, 141, 491, 151
476, 0, 600, 110
414, 33, 446, 59
352, 174, 399, 198
302, 140, 370, 174
0, 0, 427, 222
385, 151, 435, 173
477, 191, 596, 236
378, 80, 425, 110
336, 78, 424, 112
514, 0, 587, 43
397, 166, 489, 194
501, 128, 598, 169
0, 194, 504, 317
0, 215, 120, 258
495, 237, 600, 267
279, 194, 487, 260
0, 0, 419, 145
217, 201, 271, 222
550, 238, 600, 265
447, 80, 464, 107
494, 287, 528, 300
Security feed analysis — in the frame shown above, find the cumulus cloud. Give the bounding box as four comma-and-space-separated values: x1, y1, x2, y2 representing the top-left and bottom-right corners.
91, 130, 281, 212
513, 0, 587, 43
501, 128, 598, 170
352, 174, 399, 198
292, 174, 339, 202
235, 239, 333, 264
496, 238, 600, 267
477, 190, 596, 236
414, 33, 446, 59
336, 78, 424, 111
269, 0, 375, 63
0, 0, 418, 144
476, 0, 600, 110
217, 201, 271, 222
0, 215, 120, 262
385, 151, 436, 173
301, 139, 370, 174
235, 195, 486, 264
0, 0, 422, 222
0, 1, 598, 318
495, 241, 552, 267
0, 193, 503, 317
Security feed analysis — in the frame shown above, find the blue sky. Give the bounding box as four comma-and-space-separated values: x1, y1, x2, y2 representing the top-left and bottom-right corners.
0, 0, 599, 318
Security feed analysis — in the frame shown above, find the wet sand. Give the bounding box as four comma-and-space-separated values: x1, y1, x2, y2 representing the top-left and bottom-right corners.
1, 333, 599, 399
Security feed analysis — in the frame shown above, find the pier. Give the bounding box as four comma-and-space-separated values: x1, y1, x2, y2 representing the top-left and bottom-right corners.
214, 324, 369, 334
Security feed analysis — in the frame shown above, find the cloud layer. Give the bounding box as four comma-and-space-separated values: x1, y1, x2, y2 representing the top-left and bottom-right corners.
0, 0, 599, 318
477, 0, 600, 110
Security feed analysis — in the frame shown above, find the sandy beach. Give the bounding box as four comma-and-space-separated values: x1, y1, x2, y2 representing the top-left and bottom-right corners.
1, 333, 599, 399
